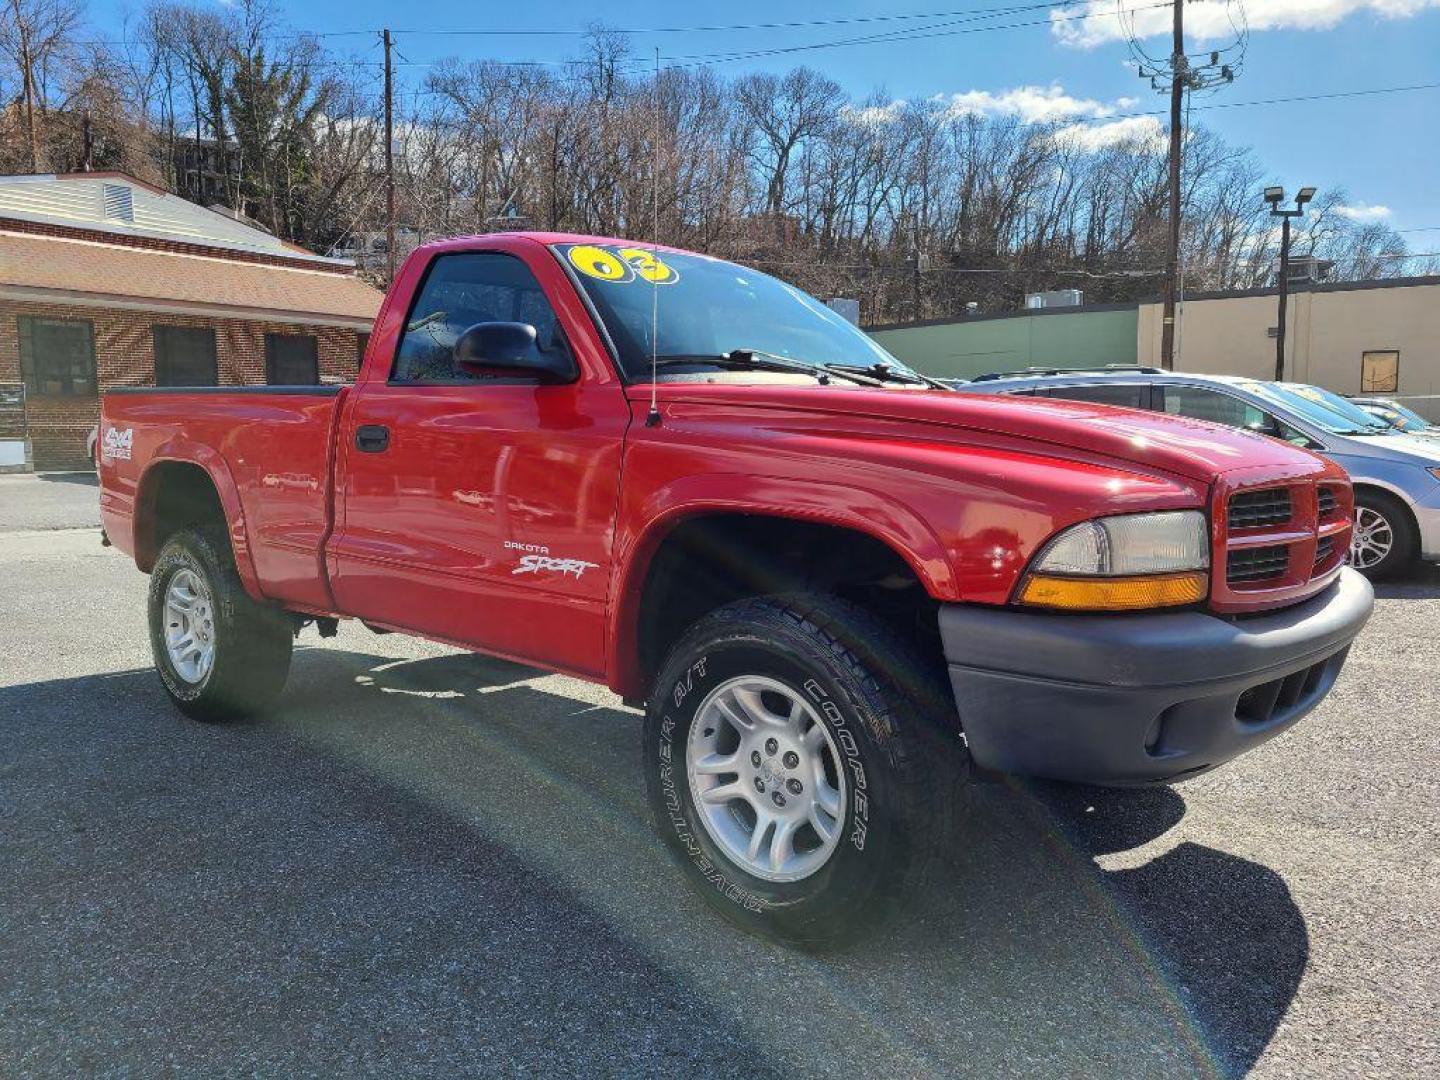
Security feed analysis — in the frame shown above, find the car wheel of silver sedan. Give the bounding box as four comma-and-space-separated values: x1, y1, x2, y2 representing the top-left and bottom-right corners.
1348, 490, 1418, 581
1349, 506, 1393, 572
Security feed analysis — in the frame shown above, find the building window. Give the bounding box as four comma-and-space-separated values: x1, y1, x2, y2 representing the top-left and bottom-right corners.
356, 332, 370, 371
265, 333, 319, 385
17, 316, 97, 396
153, 326, 219, 387
1361, 350, 1399, 394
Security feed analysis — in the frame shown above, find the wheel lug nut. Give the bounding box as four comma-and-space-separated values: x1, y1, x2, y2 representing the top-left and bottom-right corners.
786, 778, 802, 795
765, 738, 778, 755
754, 777, 765, 793
771, 791, 786, 807
750, 750, 762, 767
783, 751, 799, 769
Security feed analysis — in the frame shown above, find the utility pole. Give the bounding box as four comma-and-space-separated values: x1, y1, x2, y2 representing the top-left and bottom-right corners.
81, 110, 94, 172
1265, 186, 1316, 382
1274, 214, 1291, 381
383, 28, 396, 283
1160, 0, 1185, 371
1133, 1, 1237, 370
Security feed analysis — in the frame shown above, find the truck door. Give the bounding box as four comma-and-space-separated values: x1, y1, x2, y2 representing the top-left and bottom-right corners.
327, 245, 629, 678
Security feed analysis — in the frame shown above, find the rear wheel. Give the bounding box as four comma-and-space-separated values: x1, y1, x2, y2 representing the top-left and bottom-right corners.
643, 593, 965, 949
1350, 490, 1417, 580
148, 527, 293, 721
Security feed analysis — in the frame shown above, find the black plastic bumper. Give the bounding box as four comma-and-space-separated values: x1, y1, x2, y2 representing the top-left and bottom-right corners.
940, 567, 1374, 785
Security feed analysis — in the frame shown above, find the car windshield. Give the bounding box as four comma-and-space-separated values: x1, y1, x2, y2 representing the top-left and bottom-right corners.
1366, 401, 1431, 430
1236, 381, 1391, 436
1282, 383, 1395, 432
552, 242, 911, 381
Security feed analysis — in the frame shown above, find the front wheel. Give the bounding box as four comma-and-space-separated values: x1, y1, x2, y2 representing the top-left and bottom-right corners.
148, 527, 293, 721
643, 594, 964, 949
1350, 490, 1418, 580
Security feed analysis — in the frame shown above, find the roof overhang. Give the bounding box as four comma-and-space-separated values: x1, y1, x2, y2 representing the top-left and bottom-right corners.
0, 284, 374, 333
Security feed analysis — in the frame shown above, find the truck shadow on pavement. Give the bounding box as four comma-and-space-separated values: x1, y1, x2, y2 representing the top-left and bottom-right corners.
0, 647, 1307, 1078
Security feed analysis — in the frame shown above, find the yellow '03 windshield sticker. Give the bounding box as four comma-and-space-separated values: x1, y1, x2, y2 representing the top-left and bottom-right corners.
567, 244, 679, 285
567, 245, 631, 282
617, 247, 679, 284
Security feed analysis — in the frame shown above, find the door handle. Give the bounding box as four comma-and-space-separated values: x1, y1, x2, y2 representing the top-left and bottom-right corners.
355, 424, 390, 453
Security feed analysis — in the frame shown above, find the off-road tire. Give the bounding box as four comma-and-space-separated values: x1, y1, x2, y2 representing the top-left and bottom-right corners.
148, 527, 293, 721
1351, 489, 1418, 581
643, 593, 966, 949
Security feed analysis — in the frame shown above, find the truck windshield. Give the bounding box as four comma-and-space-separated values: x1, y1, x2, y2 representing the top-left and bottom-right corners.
552, 242, 910, 382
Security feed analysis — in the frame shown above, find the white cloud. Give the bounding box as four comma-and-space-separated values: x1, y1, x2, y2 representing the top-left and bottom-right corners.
1053, 0, 1440, 49
936, 83, 1164, 152
1052, 114, 1166, 151
1336, 202, 1393, 221
942, 84, 1118, 123
843, 101, 906, 127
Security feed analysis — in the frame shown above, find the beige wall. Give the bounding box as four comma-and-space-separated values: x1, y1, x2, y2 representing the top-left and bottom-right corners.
1137, 280, 1440, 419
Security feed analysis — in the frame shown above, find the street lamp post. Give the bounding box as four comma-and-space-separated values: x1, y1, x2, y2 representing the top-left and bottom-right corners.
1265, 185, 1316, 381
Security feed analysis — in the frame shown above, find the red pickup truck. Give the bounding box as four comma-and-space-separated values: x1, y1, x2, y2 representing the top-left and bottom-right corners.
99, 232, 1373, 946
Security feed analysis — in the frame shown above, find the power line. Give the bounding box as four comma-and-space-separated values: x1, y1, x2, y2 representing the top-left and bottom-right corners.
63, 2, 1077, 47
1057, 81, 1440, 126
389, 2, 1079, 36
664, 2, 1170, 67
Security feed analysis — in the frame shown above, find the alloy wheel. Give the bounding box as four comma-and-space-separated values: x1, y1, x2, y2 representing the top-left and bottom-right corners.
164, 568, 217, 684
686, 675, 848, 883
1350, 506, 1394, 571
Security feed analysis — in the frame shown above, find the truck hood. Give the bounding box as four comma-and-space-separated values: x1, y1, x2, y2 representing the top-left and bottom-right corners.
634, 382, 1315, 484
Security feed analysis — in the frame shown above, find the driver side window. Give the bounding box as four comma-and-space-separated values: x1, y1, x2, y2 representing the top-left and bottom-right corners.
391, 252, 567, 384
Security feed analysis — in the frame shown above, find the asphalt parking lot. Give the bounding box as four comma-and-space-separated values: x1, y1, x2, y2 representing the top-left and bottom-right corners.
1, 473, 1437, 1078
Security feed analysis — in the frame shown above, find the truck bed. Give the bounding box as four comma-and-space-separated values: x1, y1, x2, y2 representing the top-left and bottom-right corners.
99, 386, 348, 612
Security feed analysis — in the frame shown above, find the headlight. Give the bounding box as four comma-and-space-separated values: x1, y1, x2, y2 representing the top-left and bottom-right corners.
1016, 510, 1210, 611
1427, 467, 1440, 482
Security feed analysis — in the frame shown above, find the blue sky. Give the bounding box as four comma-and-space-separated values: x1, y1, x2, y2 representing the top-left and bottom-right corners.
93, 1, 1440, 244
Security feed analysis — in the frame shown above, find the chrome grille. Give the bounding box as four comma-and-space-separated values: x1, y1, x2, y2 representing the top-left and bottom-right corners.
1317, 486, 1339, 519
1228, 487, 1292, 530
1227, 545, 1291, 585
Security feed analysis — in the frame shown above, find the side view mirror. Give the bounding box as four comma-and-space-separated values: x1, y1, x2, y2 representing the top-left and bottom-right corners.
453, 322, 575, 383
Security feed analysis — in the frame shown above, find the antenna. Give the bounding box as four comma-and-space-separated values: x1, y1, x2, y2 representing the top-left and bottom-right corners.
645, 47, 663, 428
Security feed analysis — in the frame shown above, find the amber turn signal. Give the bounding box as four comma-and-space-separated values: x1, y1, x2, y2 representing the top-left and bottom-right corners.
1016, 570, 1208, 611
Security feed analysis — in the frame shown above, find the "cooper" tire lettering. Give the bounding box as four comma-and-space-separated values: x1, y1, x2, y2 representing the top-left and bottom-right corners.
801, 678, 869, 851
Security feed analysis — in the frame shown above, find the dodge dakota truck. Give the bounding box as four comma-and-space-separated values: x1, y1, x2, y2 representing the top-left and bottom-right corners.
99, 233, 1374, 946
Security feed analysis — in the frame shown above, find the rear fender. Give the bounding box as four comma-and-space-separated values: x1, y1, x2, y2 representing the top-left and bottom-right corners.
134, 441, 264, 602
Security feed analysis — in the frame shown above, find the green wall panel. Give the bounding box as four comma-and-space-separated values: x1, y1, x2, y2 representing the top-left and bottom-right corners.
869, 308, 1139, 380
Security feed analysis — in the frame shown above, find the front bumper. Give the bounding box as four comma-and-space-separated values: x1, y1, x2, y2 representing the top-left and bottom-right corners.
940, 567, 1374, 785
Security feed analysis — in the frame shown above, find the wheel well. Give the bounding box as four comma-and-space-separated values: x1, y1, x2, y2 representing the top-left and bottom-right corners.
138, 462, 227, 570
636, 513, 943, 687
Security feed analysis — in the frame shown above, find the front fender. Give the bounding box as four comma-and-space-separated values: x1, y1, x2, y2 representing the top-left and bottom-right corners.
603, 472, 955, 700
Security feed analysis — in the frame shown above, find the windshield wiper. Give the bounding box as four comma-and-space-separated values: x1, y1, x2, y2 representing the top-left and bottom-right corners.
647, 350, 879, 387
823, 361, 952, 391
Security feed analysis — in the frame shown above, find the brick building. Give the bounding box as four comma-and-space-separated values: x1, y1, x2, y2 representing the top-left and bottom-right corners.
0, 172, 382, 470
